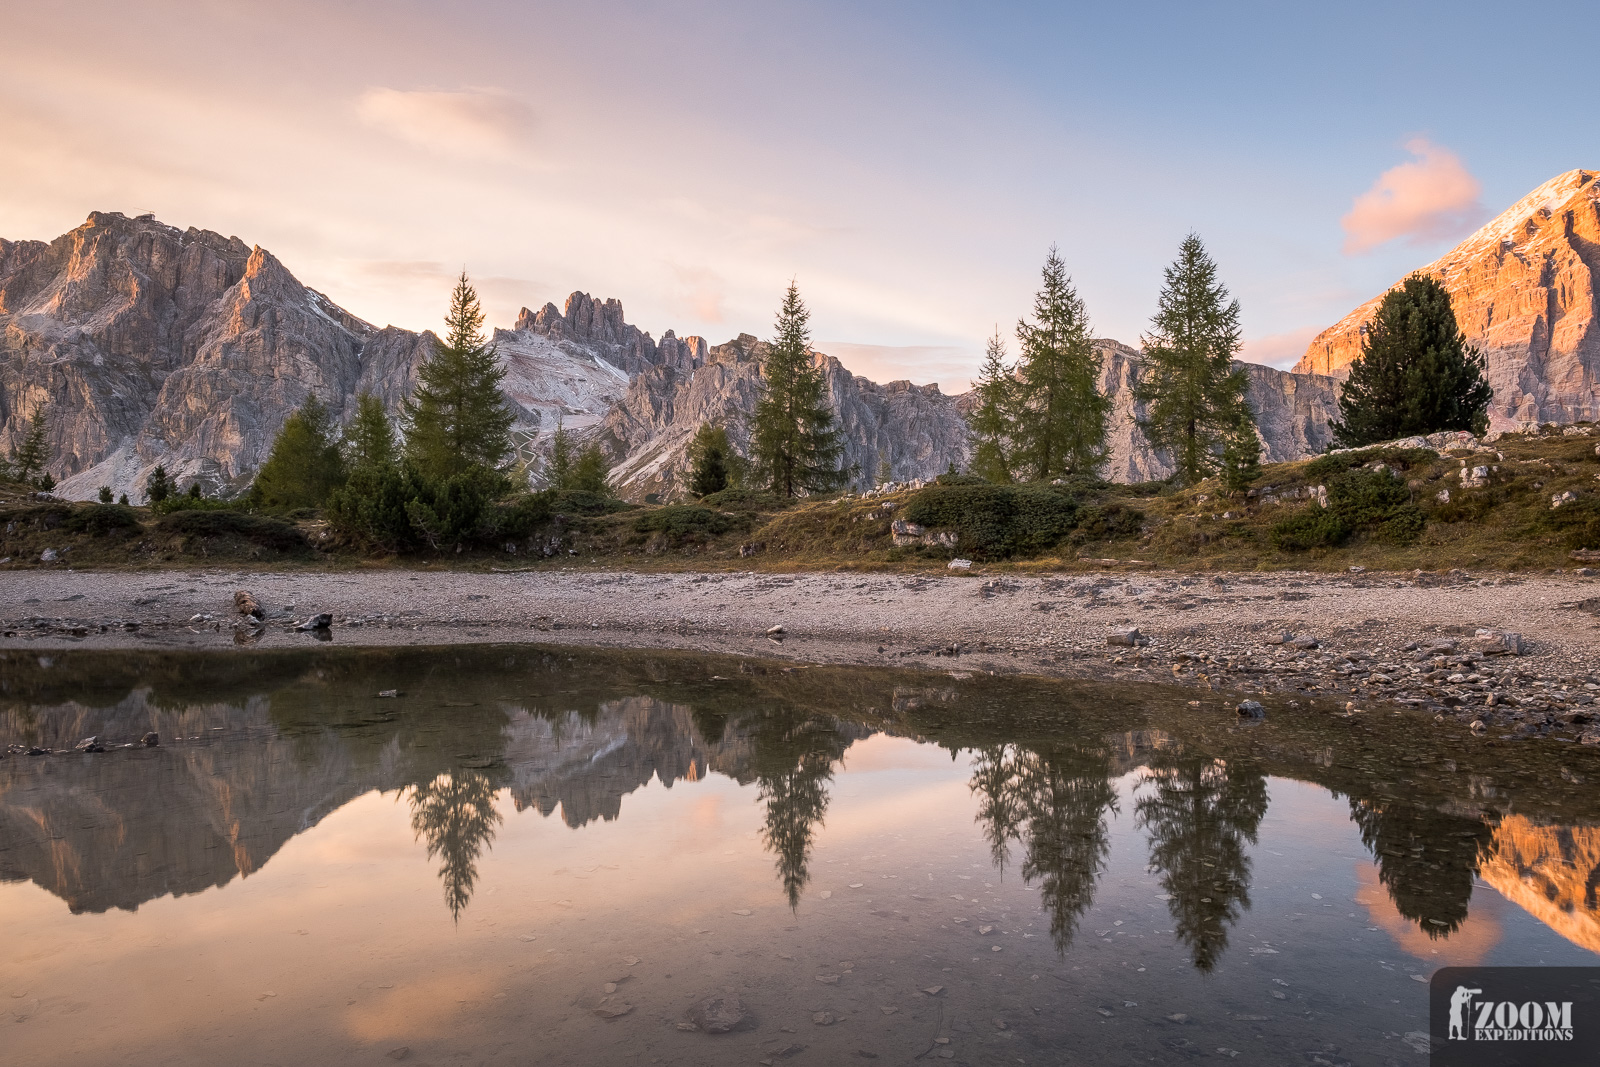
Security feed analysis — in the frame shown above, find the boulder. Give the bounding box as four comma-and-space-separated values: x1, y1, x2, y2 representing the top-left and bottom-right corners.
686, 994, 750, 1034
1107, 627, 1147, 647
294, 613, 333, 631
233, 590, 263, 618
1467, 630, 1525, 656
1235, 701, 1265, 719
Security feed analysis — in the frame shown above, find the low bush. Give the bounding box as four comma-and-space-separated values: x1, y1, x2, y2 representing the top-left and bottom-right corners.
1538, 495, 1600, 550
631, 505, 743, 547
699, 487, 793, 512
155, 509, 307, 551
1071, 501, 1145, 543
1304, 447, 1436, 483
548, 490, 630, 516
902, 483, 1081, 559
62, 504, 143, 536
1270, 467, 1424, 550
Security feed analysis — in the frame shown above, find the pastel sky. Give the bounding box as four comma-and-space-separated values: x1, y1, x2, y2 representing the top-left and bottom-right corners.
4, 1, 1596, 391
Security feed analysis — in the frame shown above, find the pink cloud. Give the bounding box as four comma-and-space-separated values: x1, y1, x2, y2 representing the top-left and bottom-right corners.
1341, 139, 1484, 254
1239, 324, 1324, 369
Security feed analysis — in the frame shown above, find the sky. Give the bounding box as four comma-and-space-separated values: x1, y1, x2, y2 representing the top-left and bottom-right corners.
3, 0, 1597, 392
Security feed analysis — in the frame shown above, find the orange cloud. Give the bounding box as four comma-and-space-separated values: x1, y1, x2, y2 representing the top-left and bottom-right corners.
1341, 139, 1484, 254
356, 87, 537, 158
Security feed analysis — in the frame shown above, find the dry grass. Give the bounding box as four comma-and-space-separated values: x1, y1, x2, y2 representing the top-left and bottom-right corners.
4, 426, 1598, 574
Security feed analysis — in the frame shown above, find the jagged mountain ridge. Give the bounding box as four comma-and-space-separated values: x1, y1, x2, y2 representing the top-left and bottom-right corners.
1294, 168, 1600, 429
2, 209, 1341, 502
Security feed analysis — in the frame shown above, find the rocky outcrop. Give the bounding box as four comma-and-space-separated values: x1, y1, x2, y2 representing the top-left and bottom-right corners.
514, 292, 705, 377
594, 333, 973, 500
0, 212, 392, 500
1294, 169, 1600, 429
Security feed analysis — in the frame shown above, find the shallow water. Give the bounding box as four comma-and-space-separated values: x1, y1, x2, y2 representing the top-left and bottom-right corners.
3, 646, 1599, 1066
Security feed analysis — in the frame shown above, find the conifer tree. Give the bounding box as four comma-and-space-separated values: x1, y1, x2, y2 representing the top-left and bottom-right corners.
251, 394, 346, 510
968, 327, 1017, 483
688, 423, 732, 497
1135, 234, 1251, 486
546, 416, 574, 489
345, 393, 397, 472
404, 274, 514, 479
1014, 249, 1108, 479
98, 486, 113, 503
1331, 274, 1493, 448
145, 465, 172, 504
1220, 413, 1262, 493
749, 282, 845, 497
11, 404, 50, 485
570, 443, 611, 494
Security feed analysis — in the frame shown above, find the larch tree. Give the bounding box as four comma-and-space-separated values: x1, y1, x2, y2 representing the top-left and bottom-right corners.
968, 327, 1017, 483
1330, 273, 1493, 448
11, 403, 50, 485
345, 393, 398, 473
749, 282, 845, 497
403, 273, 514, 479
1134, 234, 1252, 486
1013, 248, 1107, 479
251, 394, 346, 509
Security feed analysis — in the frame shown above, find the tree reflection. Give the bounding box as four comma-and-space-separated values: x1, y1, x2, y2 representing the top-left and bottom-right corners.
747, 710, 852, 908
1348, 797, 1495, 938
1136, 754, 1267, 972
969, 742, 1118, 952
407, 770, 503, 921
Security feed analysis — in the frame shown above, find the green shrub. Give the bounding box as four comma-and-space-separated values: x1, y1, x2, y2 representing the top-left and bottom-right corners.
155, 510, 307, 551
1539, 496, 1600, 550
1270, 467, 1423, 550
632, 505, 740, 542
1270, 507, 1351, 551
326, 465, 420, 551
1304, 447, 1436, 483
933, 472, 988, 486
902, 483, 1080, 559
699, 487, 791, 513
1072, 501, 1145, 543
62, 504, 143, 536
152, 494, 237, 515
548, 489, 629, 516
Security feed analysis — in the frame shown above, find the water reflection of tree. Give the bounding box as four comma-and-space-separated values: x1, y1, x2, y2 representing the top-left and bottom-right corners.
407, 770, 503, 921
1348, 797, 1495, 938
969, 742, 1118, 952
747, 710, 853, 908
1136, 754, 1267, 972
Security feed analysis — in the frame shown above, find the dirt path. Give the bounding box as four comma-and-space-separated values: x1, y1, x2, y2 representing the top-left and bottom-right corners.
4, 566, 1599, 735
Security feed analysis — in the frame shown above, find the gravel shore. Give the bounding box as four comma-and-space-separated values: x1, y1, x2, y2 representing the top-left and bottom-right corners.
4, 566, 1599, 739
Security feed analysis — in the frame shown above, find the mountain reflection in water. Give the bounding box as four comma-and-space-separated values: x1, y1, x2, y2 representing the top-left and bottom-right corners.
3, 645, 1600, 974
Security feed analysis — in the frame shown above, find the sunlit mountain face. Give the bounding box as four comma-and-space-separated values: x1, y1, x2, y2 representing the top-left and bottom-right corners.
3, 646, 1598, 1064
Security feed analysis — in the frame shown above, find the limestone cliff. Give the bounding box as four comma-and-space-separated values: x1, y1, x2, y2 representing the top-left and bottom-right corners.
1294, 169, 1600, 429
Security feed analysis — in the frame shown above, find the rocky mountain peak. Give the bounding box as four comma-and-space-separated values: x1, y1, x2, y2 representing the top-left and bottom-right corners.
1294, 168, 1600, 429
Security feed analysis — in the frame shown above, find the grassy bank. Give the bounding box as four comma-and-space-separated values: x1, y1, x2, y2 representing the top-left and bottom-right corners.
4, 425, 1598, 574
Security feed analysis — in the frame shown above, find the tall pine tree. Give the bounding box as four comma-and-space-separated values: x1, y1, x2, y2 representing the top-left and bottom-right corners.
1331, 273, 1493, 447
1135, 234, 1252, 486
968, 327, 1017, 483
749, 282, 845, 497
404, 274, 514, 479
1014, 248, 1107, 479
687, 423, 733, 497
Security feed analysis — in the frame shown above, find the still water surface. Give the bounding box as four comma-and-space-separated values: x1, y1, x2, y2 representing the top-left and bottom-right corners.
3, 646, 1599, 1065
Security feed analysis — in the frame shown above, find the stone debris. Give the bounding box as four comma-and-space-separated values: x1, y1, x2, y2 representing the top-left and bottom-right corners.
233, 590, 263, 619
687, 993, 749, 1033
294, 613, 333, 632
